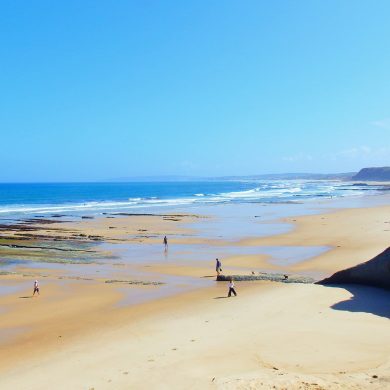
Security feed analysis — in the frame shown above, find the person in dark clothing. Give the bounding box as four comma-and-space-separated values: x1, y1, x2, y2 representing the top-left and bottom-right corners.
163, 236, 168, 250
215, 258, 222, 275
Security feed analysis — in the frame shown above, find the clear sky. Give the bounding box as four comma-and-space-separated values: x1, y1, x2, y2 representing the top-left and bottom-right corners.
1, 0, 389, 181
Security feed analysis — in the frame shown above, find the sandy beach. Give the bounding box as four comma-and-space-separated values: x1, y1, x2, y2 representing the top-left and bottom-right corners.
3, 1, 390, 388
0, 200, 389, 389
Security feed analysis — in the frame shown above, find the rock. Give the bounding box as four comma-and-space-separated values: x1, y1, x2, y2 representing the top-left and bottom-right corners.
104, 279, 165, 286
317, 247, 390, 290
216, 273, 314, 284
352, 167, 390, 181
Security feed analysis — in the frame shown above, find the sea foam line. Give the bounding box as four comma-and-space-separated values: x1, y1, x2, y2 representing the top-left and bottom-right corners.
0, 181, 383, 216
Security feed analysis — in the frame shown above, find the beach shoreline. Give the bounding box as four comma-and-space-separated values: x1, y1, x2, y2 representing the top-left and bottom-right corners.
0, 197, 389, 389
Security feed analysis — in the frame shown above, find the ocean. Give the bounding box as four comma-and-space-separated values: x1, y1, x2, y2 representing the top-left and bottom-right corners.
0, 180, 386, 218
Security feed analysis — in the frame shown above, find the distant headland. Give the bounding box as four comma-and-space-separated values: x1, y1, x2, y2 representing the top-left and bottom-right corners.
352, 167, 390, 181
109, 167, 390, 182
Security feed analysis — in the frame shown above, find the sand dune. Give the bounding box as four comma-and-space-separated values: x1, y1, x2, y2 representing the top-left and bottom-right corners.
319, 247, 390, 290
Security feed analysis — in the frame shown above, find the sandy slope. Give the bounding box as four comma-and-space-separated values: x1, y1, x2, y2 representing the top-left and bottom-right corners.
1, 282, 389, 389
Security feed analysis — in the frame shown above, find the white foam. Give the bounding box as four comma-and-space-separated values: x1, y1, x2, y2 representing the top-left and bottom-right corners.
0, 180, 383, 217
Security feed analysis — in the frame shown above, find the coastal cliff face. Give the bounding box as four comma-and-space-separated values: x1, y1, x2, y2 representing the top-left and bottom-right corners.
318, 247, 390, 290
352, 167, 390, 181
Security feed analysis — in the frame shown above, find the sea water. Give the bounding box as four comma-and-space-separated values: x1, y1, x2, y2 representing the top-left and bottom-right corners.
0, 180, 386, 218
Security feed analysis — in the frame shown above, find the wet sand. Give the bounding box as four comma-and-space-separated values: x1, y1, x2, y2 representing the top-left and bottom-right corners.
0, 199, 389, 389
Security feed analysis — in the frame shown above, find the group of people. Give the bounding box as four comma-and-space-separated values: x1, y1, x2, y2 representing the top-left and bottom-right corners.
31, 236, 238, 299
164, 238, 237, 298
163, 238, 237, 298
216, 257, 237, 297
163, 238, 237, 297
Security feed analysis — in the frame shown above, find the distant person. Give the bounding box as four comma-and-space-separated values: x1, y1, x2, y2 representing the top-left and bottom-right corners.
215, 258, 222, 276
228, 277, 237, 297
163, 236, 168, 250
33, 280, 40, 296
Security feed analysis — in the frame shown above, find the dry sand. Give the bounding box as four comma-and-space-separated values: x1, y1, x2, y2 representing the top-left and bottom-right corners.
0, 204, 389, 389
1, 282, 389, 390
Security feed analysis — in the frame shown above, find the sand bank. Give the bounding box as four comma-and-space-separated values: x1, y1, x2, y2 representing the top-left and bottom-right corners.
240, 205, 390, 276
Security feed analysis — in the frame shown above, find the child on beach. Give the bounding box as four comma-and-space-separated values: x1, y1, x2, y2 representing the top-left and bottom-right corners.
228, 278, 237, 297
33, 280, 40, 296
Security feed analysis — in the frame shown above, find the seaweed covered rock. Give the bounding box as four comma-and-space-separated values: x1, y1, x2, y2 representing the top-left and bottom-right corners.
216, 273, 314, 284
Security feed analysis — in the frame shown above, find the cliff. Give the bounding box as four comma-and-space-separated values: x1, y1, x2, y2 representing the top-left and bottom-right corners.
352, 167, 390, 181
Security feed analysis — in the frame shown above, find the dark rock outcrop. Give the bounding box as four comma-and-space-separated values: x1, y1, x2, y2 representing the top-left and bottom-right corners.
216, 273, 314, 284
352, 167, 390, 181
318, 247, 390, 290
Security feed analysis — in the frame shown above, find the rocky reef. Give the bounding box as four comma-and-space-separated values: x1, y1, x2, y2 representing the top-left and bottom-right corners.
216, 273, 314, 284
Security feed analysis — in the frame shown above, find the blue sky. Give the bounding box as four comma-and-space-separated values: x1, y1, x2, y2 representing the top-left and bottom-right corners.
1, 0, 389, 181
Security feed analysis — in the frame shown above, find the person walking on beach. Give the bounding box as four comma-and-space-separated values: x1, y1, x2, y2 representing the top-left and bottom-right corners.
216, 258, 222, 276
33, 280, 40, 296
228, 277, 237, 297
163, 236, 168, 250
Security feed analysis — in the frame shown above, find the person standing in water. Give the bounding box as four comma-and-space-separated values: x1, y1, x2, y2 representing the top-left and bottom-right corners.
163, 236, 168, 250
33, 280, 40, 296
228, 277, 237, 297
215, 258, 222, 276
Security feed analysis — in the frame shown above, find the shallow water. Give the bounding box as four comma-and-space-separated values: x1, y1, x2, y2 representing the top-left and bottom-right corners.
1, 193, 389, 306
115, 273, 214, 307
0, 280, 31, 296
